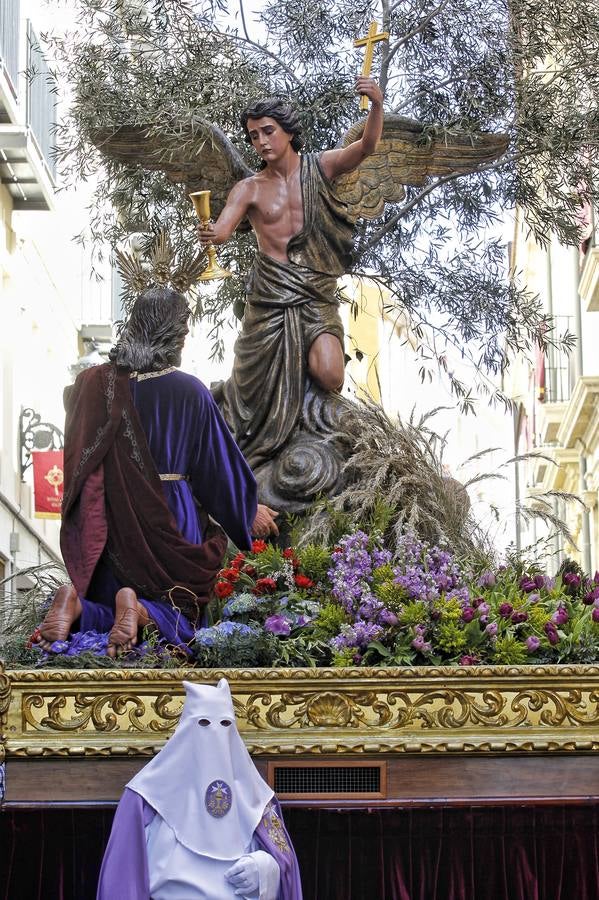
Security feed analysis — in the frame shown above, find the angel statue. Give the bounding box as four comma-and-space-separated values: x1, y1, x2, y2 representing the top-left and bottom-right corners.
93, 76, 507, 515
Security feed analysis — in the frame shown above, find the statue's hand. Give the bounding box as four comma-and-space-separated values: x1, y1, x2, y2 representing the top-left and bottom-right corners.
197, 221, 216, 246
252, 504, 279, 538
355, 76, 384, 105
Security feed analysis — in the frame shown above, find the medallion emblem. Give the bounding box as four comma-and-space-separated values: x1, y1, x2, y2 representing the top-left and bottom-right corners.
205, 780, 232, 818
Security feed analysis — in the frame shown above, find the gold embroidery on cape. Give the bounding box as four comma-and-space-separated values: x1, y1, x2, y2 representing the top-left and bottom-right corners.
262, 801, 290, 854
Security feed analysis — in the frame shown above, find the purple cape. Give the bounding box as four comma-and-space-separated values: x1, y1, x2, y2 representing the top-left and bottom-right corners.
97, 788, 303, 900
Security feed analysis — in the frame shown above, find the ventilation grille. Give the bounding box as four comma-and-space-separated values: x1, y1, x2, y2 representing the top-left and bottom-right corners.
272, 764, 384, 797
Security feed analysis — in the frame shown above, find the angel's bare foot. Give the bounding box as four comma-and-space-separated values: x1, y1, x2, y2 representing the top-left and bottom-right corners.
107, 588, 151, 658
35, 585, 82, 651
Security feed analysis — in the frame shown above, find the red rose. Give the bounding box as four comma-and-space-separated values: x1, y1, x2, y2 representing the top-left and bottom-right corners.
214, 581, 234, 599
253, 577, 277, 595
220, 568, 240, 583
294, 574, 314, 589
252, 540, 268, 553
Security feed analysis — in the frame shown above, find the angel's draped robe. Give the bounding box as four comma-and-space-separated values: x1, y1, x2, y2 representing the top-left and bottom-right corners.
60, 365, 257, 645
217, 153, 355, 470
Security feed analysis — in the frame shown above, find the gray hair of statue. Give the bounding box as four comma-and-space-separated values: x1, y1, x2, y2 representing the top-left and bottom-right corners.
109, 286, 190, 373
240, 97, 304, 152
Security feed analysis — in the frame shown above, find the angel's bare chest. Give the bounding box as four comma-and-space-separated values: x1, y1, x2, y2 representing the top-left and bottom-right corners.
249, 172, 304, 238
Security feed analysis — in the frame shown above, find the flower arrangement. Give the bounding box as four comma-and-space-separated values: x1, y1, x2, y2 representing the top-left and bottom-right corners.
191, 531, 599, 668
7, 531, 599, 669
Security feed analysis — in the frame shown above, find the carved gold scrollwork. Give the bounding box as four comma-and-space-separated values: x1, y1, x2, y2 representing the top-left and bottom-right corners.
511, 689, 599, 727
0, 663, 11, 765
386, 688, 509, 729
23, 692, 186, 734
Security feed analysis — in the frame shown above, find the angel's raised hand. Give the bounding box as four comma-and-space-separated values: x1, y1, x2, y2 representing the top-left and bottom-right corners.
355, 76, 384, 104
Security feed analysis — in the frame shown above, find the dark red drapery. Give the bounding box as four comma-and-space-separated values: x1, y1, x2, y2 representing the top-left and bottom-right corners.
1, 805, 598, 900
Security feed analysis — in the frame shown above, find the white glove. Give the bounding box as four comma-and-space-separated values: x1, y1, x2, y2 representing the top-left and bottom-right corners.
225, 855, 260, 898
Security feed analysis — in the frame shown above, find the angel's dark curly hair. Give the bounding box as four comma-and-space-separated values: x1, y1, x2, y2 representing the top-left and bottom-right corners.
109, 286, 190, 373
240, 98, 303, 152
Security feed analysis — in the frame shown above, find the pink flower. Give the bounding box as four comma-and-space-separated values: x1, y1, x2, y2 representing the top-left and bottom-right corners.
458, 654, 479, 666
551, 606, 568, 626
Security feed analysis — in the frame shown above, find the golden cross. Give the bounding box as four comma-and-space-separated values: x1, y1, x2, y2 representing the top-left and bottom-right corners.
354, 21, 389, 111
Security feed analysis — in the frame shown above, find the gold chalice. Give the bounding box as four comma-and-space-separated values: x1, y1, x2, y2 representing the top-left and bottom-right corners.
189, 190, 232, 281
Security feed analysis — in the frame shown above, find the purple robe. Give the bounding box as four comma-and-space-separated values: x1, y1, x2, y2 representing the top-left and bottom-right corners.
97, 788, 303, 900
79, 369, 257, 644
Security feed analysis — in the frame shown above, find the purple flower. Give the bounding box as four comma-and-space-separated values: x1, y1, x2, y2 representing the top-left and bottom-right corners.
379, 608, 398, 626
411, 635, 431, 652
458, 654, 479, 666
485, 622, 498, 637
519, 577, 536, 592
498, 602, 513, 618
593, 608, 599, 624
461, 606, 475, 623
526, 635, 540, 652
264, 615, 291, 636
528, 593, 540, 604
533, 574, 547, 589
563, 572, 581, 589
583, 588, 599, 605
511, 611, 528, 624
551, 606, 568, 626
544, 622, 559, 645
477, 602, 490, 616
478, 571, 496, 588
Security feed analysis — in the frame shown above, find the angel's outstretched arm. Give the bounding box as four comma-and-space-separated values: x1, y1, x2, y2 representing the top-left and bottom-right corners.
198, 179, 253, 246
320, 78, 384, 181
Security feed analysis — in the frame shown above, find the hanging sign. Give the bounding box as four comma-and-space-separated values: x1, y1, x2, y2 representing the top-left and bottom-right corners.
32, 449, 64, 519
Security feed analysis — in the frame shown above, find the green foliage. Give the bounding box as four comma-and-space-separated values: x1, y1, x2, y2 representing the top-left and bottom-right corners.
41, 0, 598, 388
492, 636, 529, 666
313, 602, 349, 640
398, 601, 428, 627
299, 543, 332, 583
192, 628, 278, 668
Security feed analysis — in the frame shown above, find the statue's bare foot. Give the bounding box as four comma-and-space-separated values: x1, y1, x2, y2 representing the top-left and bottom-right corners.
107, 588, 150, 658
35, 584, 82, 651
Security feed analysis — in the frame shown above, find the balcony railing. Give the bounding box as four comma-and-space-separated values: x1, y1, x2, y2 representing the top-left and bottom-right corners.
543, 315, 575, 404
0, 0, 20, 97
26, 23, 56, 180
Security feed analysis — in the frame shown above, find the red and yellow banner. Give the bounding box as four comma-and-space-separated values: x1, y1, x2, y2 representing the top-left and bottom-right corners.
32, 450, 64, 519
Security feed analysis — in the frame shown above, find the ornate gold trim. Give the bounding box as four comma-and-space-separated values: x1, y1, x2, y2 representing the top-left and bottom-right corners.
5, 665, 599, 758
0, 662, 11, 769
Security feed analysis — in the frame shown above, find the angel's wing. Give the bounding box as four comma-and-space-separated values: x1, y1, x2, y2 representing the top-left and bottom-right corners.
90, 118, 254, 218
335, 115, 509, 221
